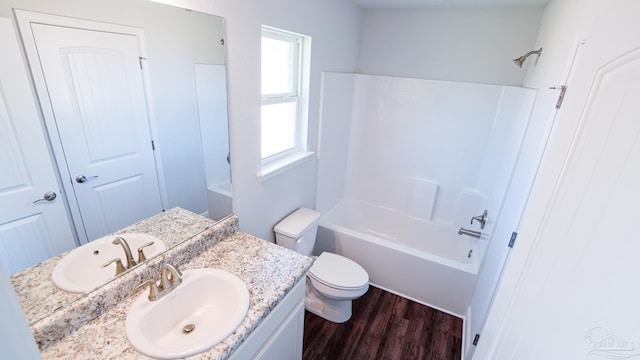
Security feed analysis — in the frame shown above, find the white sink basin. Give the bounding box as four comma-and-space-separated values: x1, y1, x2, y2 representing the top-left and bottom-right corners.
125, 268, 250, 359
51, 233, 166, 293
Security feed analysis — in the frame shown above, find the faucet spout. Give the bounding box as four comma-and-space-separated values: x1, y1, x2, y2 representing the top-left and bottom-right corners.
112, 236, 137, 269
160, 263, 183, 292
136, 264, 183, 302
458, 227, 482, 239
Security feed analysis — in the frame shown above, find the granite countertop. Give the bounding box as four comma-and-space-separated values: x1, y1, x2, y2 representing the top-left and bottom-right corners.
40, 231, 313, 359
12, 207, 214, 325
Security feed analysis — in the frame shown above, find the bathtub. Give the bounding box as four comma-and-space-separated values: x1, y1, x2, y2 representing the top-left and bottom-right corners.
314, 199, 485, 317
206, 181, 232, 221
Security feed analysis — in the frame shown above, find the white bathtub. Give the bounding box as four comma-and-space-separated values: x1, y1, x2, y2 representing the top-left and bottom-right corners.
206, 181, 232, 221
314, 199, 484, 316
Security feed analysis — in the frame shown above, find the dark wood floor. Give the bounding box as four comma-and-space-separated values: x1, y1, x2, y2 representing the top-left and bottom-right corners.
303, 286, 463, 360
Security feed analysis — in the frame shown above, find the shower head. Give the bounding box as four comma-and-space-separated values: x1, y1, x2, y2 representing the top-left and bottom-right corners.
513, 48, 543, 68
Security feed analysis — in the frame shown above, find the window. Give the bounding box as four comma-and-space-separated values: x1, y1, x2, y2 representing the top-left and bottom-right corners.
261, 26, 309, 162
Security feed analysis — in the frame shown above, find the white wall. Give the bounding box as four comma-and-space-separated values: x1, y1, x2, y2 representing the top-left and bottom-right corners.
150, 2, 546, 242
358, 7, 543, 85
154, 0, 362, 240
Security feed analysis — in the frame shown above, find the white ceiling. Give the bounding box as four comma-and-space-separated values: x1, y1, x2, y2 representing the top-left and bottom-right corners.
352, 0, 551, 8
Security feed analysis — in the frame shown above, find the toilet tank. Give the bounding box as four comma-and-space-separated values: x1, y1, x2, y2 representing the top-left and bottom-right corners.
274, 208, 320, 256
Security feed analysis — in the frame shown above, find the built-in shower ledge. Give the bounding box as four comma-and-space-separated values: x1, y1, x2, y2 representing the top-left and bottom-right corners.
257, 151, 314, 182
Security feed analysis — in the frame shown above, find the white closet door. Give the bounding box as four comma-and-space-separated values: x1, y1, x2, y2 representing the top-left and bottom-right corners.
30, 23, 163, 241
0, 19, 76, 274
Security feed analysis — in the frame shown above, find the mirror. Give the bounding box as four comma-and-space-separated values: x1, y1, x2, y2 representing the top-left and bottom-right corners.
0, 0, 231, 325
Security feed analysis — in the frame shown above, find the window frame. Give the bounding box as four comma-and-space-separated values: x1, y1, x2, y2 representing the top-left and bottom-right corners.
260, 26, 307, 162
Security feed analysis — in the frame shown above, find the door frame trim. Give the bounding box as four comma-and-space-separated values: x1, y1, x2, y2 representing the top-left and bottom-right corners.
14, 9, 170, 244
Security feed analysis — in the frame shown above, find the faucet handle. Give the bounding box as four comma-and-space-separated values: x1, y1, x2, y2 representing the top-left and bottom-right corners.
137, 241, 155, 263
136, 280, 161, 301
471, 209, 488, 229
102, 258, 126, 275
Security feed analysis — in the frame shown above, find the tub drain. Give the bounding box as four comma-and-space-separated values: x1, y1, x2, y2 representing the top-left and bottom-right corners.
182, 324, 196, 334
467, 249, 473, 258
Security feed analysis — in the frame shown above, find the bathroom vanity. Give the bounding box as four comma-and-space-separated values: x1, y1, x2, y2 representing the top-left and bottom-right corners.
12, 209, 312, 359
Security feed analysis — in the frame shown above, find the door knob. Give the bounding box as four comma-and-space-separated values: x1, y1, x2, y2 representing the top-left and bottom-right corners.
75, 175, 98, 183
33, 191, 57, 204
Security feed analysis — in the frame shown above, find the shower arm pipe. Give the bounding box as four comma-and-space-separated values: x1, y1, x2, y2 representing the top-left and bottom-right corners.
513, 47, 543, 68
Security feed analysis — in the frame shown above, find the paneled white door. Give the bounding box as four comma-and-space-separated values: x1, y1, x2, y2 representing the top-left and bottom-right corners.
464, 89, 561, 359
477, 2, 640, 358
0, 19, 76, 274
29, 23, 163, 241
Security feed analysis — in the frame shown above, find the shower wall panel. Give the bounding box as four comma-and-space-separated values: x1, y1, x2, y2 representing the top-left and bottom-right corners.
316, 73, 356, 214
316, 73, 536, 229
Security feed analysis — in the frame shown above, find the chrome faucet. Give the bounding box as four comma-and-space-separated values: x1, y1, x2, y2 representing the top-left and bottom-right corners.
102, 238, 156, 277
137, 263, 183, 301
458, 227, 482, 239
112, 236, 137, 269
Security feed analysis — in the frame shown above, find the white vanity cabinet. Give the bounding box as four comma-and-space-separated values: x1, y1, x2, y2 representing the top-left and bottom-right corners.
229, 279, 305, 360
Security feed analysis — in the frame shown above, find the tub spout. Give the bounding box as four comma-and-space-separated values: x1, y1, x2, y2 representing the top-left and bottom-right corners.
458, 227, 481, 239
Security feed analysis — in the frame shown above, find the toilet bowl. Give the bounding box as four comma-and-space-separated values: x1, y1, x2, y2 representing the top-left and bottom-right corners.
305, 252, 368, 323
274, 208, 369, 323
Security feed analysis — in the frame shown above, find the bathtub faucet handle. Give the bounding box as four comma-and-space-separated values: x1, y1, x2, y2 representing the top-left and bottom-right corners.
471, 210, 488, 229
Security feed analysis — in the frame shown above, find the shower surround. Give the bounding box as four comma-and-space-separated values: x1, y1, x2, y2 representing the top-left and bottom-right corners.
315, 73, 535, 316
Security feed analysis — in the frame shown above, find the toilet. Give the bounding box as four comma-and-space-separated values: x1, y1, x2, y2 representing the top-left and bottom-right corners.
274, 208, 369, 323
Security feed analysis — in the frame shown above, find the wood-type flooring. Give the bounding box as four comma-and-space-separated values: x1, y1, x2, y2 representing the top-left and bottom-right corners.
303, 286, 463, 360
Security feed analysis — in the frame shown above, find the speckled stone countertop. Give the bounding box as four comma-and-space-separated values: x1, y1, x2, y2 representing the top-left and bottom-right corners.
12, 207, 214, 325
40, 231, 313, 359
15, 208, 243, 351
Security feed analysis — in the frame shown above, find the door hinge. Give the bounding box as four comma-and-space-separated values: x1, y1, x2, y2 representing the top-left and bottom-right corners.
508, 231, 518, 248
549, 85, 567, 109
473, 333, 481, 346
139, 56, 147, 69
151, 140, 155, 151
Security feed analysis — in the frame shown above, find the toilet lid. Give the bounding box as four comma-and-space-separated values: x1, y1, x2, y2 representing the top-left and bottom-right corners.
308, 252, 369, 290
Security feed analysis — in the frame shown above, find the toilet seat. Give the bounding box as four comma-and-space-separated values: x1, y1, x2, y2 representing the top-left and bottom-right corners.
307, 276, 368, 301
307, 252, 369, 293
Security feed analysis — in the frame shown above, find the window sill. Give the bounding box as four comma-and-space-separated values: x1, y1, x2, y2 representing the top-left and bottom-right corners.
257, 151, 314, 182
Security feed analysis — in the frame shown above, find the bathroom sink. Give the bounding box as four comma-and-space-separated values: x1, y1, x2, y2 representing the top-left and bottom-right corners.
125, 268, 250, 359
51, 233, 166, 293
